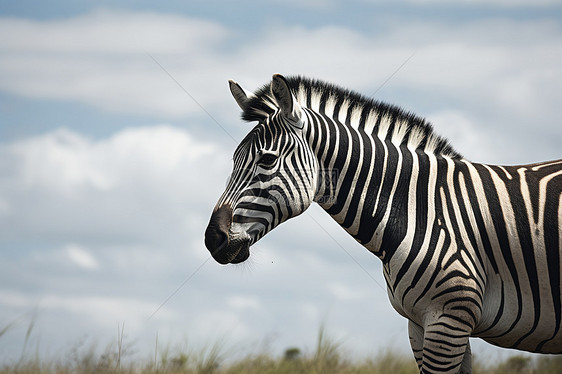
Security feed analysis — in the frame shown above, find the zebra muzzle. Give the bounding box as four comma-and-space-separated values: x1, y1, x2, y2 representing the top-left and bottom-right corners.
205, 204, 250, 264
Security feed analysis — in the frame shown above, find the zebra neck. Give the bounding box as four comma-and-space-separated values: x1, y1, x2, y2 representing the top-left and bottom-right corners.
308, 114, 450, 262
301, 100, 465, 261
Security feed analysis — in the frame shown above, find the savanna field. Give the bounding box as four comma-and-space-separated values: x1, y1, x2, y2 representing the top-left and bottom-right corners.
2, 324, 561, 374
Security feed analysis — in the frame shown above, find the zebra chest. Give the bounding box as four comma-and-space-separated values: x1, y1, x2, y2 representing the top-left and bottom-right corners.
383, 247, 484, 328
382, 260, 440, 326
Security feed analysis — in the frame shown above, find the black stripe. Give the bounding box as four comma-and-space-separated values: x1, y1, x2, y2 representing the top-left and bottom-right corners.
452, 163, 486, 271
380, 145, 413, 260
492, 165, 541, 348
355, 129, 386, 246
371, 140, 401, 237
410, 158, 451, 306
537, 171, 562, 351
232, 214, 269, 228
474, 164, 524, 333
394, 151, 430, 293
461, 164, 500, 273
342, 129, 373, 229
308, 111, 321, 154
318, 89, 330, 114
325, 121, 352, 215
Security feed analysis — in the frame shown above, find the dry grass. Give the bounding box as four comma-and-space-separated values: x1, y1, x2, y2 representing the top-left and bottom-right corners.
1, 319, 560, 374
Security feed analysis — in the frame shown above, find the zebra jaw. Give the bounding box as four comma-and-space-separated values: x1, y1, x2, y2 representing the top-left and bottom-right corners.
217, 234, 250, 265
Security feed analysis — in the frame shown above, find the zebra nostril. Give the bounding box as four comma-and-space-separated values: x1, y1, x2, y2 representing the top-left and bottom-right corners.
205, 225, 228, 253
204, 205, 233, 253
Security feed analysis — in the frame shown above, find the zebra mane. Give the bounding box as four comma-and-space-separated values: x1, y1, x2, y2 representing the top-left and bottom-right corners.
241, 76, 461, 159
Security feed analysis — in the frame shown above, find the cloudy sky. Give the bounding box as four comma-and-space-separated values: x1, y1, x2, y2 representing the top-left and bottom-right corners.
1, 0, 561, 364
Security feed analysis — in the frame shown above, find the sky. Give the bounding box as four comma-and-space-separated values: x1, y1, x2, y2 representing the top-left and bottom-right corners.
1, 0, 561, 365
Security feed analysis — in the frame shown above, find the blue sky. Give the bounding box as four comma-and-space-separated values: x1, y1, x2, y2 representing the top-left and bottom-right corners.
1, 0, 561, 365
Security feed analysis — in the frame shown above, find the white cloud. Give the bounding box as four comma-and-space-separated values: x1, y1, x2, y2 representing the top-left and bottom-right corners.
0, 289, 168, 332
45, 294, 161, 329
0, 9, 226, 54
0, 10, 229, 118
408, 0, 559, 6
428, 110, 498, 163
0, 197, 10, 217
7, 128, 113, 192
0, 124, 221, 241
66, 244, 99, 270
1, 9, 561, 143
328, 282, 369, 301
227, 295, 262, 310
0, 290, 31, 309
0, 125, 222, 244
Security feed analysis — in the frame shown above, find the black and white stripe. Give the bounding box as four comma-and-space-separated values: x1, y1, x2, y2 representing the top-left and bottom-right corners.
205, 74, 562, 373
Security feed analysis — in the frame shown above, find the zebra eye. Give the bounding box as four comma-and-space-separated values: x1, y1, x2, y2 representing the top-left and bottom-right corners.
258, 153, 278, 166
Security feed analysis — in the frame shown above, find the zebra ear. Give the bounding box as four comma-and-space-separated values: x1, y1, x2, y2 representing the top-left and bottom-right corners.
229, 80, 251, 111
271, 74, 303, 128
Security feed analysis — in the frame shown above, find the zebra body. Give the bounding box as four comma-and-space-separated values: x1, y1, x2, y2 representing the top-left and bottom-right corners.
205, 74, 562, 373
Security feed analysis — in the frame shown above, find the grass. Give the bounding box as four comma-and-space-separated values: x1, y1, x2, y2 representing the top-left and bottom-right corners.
1, 319, 561, 374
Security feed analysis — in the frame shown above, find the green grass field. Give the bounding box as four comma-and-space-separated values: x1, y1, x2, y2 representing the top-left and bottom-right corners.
1, 323, 561, 374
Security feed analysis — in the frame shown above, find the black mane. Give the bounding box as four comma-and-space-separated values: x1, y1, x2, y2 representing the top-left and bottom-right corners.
240, 76, 461, 159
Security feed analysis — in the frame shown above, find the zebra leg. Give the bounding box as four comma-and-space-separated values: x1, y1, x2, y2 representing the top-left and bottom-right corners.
459, 341, 472, 374
408, 320, 424, 371
421, 315, 473, 374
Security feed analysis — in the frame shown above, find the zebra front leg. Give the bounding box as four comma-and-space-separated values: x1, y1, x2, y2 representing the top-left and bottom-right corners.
408, 320, 424, 371
421, 315, 473, 374
459, 341, 472, 374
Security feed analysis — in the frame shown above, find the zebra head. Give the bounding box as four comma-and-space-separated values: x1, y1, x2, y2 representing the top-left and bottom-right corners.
205, 74, 319, 264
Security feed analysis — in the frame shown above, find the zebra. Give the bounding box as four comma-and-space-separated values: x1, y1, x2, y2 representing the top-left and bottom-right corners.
204, 74, 562, 373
